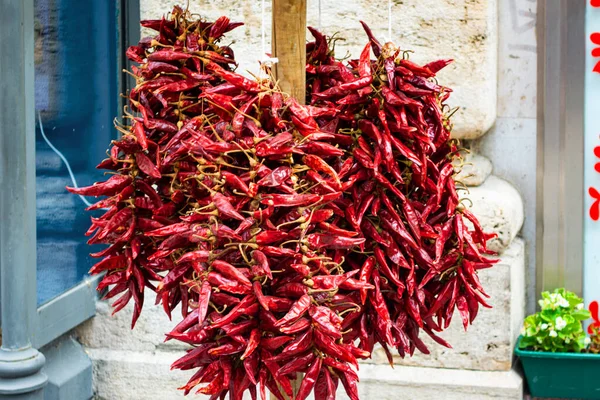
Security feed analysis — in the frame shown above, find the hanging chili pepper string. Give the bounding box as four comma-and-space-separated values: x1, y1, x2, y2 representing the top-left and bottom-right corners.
68, 8, 497, 399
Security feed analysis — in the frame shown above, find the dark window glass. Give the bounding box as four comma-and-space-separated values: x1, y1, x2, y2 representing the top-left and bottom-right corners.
34, 0, 118, 304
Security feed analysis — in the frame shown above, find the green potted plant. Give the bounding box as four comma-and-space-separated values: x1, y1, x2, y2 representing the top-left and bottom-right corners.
515, 289, 597, 399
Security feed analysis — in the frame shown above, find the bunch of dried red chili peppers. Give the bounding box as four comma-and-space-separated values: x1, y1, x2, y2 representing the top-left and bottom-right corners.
68, 6, 497, 400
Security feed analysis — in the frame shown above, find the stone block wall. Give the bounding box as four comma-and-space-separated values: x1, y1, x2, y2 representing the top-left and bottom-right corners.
75, 1, 531, 399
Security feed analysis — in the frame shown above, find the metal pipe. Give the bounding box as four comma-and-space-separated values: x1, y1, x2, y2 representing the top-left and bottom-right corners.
0, 0, 47, 398
536, 0, 585, 300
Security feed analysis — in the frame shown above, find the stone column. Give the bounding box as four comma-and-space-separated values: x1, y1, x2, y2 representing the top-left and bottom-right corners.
0, 1, 48, 398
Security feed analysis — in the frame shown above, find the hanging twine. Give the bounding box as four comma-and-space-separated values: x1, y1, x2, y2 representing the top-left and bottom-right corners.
388, 0, 392, 40
318, 0, 322, 30
259, 0, 278, 77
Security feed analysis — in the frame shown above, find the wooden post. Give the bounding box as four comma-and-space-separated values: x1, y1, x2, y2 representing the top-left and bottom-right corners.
271, 1, 307, 398
272, 0, 307, 103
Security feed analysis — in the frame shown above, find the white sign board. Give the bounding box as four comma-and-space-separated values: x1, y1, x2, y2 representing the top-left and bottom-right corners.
584, 0, 600, 331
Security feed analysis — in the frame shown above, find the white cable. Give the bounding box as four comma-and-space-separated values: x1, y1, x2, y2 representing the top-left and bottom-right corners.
262, 0, 267, 59
38, 111, 93, 208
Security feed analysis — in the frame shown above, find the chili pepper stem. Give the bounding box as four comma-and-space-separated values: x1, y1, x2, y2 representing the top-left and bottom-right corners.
276, 216, 306, 230
457, 197, 474, 208
238, 244, 251, 264
224, 242, 259, 250
209, 302, 227, 313
278, 239, 301, 248
215, 158, 250, 170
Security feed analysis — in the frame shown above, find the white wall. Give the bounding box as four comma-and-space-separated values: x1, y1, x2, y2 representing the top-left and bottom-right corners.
478, 0, 537, 313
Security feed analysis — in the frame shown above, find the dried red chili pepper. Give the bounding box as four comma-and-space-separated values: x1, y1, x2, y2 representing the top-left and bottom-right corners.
275, 294, 311, 328
296, 357, 323, 400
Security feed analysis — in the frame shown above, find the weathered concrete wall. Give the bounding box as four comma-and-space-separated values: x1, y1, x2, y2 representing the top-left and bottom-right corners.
477, 0, 537, 314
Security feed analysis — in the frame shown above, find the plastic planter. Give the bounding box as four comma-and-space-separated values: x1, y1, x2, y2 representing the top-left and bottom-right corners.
515, 336, 600, 399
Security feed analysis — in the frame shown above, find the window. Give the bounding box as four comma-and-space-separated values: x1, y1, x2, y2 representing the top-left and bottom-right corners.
1, 2, 139, 398
34, 0, 119, 305
0, 1, 139, 356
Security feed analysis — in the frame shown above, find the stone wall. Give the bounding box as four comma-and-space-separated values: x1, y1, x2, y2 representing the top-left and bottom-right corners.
76, 1, 530, 399
478, 0, 538, 314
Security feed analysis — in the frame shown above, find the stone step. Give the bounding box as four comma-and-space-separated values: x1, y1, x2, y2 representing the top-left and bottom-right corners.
86, 349, 189, 400
343, 364, 522, 400
85, 348, 522, 400
460, 175, 524, 253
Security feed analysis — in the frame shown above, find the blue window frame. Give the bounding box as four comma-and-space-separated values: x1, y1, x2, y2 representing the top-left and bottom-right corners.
35, 0, 120, 305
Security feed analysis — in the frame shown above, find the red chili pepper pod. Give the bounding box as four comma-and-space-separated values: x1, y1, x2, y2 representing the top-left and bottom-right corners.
260, 335, 293, 352
254, 230, 290, 245
279, 317, 311, 335
89, 254, 127, 275
277, 351, 316, 379
337, 368, 359, 400
256, 166, 292, 187
240, 328, 261, 360
253, 281, 270, 311
296, 356, 323, 400
197, 280, 212, 325
309, 306, 343, 339
212, 192, 245, 221
211, 295, 257, 329
304, 154, 341, 189
426, 278, 457, 318
260, 193, 320, 208
271, 329, 314, 363
206, 62, 262, 92
67, 175, 132, 197
274, 294, 311, 328
304, 233, 365, 250
379, 210, 418, 251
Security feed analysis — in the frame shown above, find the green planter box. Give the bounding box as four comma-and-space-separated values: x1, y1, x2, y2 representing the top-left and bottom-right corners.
515, 336, 600, 399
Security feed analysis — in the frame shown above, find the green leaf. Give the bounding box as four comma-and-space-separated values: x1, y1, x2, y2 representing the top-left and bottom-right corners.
521, 288, 592, 353
572, 310, 591, 321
